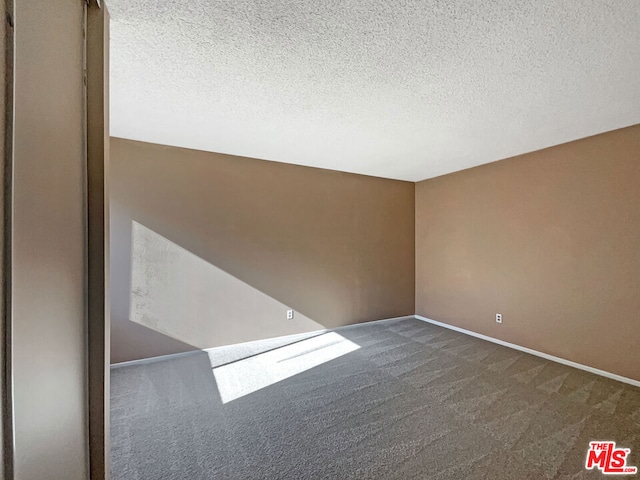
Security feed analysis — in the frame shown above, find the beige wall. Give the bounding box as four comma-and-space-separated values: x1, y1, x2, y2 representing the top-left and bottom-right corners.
416, 125, 640, 381
12, 0, 88, 478
111, 138, 415, 363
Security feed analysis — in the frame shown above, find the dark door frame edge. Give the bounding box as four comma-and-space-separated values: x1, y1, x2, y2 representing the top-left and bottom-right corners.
1, 1, 14, 479
85, 1, 109, 479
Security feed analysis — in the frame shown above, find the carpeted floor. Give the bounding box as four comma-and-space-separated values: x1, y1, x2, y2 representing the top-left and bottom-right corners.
111, 318, 640, 479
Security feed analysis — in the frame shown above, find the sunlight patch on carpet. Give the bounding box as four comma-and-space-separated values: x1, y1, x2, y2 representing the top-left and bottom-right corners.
211, 332, 360, 403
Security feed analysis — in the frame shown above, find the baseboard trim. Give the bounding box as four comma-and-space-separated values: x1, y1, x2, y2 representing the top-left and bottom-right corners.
351, 315, 417, 326
111, 314, 416, 369
111, 349, 202, 369
202, 315, 417, 354
414, 315, 640, 388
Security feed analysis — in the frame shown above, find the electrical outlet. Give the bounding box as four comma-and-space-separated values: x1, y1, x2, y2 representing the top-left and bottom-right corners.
287, 309, 294, 320
496, 313, 502, 324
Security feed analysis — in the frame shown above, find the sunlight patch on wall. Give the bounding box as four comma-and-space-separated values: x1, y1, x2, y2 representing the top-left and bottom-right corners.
211, 332, 360, 403
129, 221, 325, 348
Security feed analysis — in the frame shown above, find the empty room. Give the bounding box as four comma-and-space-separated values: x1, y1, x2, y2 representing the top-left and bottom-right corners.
102, 1, 640, 479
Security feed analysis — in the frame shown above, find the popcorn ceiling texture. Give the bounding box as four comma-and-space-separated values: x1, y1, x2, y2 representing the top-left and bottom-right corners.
108, 0, 640, 181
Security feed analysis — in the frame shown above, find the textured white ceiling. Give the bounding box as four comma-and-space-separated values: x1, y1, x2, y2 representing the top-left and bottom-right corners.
108, 0, 640, 181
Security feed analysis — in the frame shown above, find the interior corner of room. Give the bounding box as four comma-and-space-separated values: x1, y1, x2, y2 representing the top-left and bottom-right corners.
109, 125, 640, 384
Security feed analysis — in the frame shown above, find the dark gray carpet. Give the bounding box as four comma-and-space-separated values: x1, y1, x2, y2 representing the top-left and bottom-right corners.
111, 318, 640, 479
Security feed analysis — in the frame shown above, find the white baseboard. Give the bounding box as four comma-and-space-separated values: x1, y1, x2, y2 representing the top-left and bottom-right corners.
111, 314, 416, 368
201, 315, 416, 356
353, 315, 417, 325
414, 315, 640, 388
111, 349, 202, 369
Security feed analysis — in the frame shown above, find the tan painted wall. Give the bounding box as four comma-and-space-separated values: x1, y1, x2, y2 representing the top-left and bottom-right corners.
111, 138, 415, 363
12, 0, 88, 478
416, 125, 640, 381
